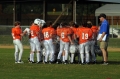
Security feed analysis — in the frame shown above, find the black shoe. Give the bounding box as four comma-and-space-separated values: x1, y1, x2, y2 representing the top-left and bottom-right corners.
49, 61, 54, 64
56, 59, 61, 64
80, 63, 85, 65
85, 62, 90, 65
64, 60, 68, 64
29, 61, 36, 63
36, 61, 41, 64
92, 61, 96, 64
28, 58, 30, 62
44, 62, 48, 64
18, 60, 24, 64
78, 61, 81, 64
70, 62, 74, 64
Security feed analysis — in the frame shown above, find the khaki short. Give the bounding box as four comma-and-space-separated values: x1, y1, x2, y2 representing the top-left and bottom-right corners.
100, 37, 109, 49
100, 41, 108, 49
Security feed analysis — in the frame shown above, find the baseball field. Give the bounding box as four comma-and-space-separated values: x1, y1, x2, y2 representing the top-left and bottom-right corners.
0, 35, 120, 79
0, 44, 120, 79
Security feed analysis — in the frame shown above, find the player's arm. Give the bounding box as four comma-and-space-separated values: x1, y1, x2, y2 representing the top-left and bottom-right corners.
11, 28, 15, 39
11, 33, 15, 39
88, 29, 93, 41
68, 34, 73, 44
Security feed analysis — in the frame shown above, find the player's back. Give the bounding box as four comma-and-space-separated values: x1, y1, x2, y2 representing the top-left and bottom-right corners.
30, 24, 40, 38
42, 27, 53, 40
77, 27, 93, 44
59, 27, 71, 42
12, 27, 22, 40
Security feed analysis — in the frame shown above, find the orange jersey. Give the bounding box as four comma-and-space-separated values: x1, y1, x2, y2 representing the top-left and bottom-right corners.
70, 27, 77, 40
76, 27, 93, 44
58, 27, 71, 42
30, 25, 40, 38
57, 27, 62, 37
91, 26, 98, 32
70, 27, 77, 34
50, 27, 56, 36
42, 27, 55, 40
11, 27, 22, 40
91, 26, 98, 40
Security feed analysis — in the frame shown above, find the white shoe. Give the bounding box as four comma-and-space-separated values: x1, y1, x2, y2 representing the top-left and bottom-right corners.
17, 61, 24, 64
15, 61, 18, 63
102, 62, 108, 65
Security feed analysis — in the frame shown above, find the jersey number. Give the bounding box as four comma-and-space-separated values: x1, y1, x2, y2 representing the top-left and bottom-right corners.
82, 33, 88, 39
44, 32, 49, 38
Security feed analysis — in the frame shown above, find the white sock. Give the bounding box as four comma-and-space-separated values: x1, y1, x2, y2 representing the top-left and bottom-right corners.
31, 53, 34, 62
14, 52, 18, 61
80, 53, 84, 63
71, 54, 74, 63
45, 52, 49, 62
85, 53, 90, 63
36, 53, 40, 62
18, 51, 23, 61
62, 56, 65, 62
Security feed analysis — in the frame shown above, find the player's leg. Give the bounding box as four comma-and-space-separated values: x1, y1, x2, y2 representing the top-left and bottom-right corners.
62, 50, 65, 63
79, 43, 85, 64
13, 40, 19, 63
29, 38, 35, 63
64, 42, 69, 64
70, 53, 75, 64
48, 39, 55, 63
57, 40, 64, 63
43, 40, 49, 63
15, 39, 24, 63
35, 37, 41, 63
90, 40, 96, 63
100, 41, 108, 65
85, 42, 90, 64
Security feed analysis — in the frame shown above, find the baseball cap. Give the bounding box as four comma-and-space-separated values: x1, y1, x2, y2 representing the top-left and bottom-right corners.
99, 13, 106, 18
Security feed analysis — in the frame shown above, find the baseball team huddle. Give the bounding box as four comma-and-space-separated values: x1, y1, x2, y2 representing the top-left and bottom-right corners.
11, 13, 109, 65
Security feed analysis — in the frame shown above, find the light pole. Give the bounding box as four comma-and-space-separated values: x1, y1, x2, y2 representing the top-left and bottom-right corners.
13, 0, 15, 25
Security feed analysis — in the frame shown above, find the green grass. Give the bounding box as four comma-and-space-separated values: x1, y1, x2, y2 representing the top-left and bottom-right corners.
108, 38, 120, 48
0, 48, 120, 79
1, 35, 120, 48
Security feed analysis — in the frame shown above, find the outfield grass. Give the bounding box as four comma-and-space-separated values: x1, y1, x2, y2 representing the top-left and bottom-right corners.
1, 35, 120, 48
0, 48, 120, 79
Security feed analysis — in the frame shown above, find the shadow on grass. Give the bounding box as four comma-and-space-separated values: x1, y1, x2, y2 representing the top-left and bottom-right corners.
96, 60, 120, 65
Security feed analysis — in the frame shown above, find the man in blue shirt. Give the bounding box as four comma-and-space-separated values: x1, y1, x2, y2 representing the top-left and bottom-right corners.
98, 13, 109, 65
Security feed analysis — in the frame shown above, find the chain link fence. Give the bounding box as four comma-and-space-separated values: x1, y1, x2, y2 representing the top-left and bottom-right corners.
0, 25, 30, 46
0, 25, 120, 48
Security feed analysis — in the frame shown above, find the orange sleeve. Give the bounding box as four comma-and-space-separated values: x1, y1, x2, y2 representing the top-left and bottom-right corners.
88, 29, 93, 40
57, 28, 62, 37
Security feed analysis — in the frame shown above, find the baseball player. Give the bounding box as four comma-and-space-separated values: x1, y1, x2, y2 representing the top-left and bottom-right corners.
29, 18, 41, 63
87, 21, 98, 64
69, 21, 77, 64
76, 22, 93, 64
56, 22, 73, 64
11, 21, 24, 63
42, 21, 56, 64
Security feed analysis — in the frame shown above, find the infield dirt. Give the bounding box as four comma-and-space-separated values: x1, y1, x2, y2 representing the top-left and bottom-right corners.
0, 45, 120, 52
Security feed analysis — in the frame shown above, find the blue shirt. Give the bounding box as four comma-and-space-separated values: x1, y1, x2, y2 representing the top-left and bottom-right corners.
99, 19, 109, 37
